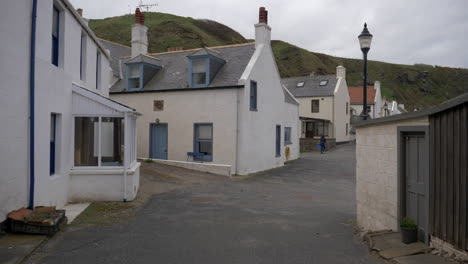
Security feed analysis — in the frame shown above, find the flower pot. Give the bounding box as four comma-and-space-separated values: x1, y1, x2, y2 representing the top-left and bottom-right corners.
401, 227, 417, 244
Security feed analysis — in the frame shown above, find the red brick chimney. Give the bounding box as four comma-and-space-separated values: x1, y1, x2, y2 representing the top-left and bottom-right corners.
135, 8, 145, 25
259, 7, 268, 24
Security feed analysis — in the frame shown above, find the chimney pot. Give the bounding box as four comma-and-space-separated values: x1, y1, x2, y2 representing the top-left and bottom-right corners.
135, 8, 145, 25
77, 8, 83, 17
259, 7, 268, 24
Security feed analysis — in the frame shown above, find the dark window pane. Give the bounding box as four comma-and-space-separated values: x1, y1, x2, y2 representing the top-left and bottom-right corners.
101, 117, 124, 166
193, 73, 206, 85
74, 117, 99, 166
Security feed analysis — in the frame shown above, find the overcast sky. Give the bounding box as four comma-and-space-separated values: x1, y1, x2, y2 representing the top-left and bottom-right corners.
70, 0, 468, 69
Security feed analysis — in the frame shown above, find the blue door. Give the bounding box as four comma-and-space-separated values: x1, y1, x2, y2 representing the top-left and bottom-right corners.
150, 124, 168, 160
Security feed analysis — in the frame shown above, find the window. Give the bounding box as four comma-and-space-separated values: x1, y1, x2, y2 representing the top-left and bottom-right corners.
96, 51, 101, 89
127, 64, 141, 90
314, 122, 328, 137
100, 117, 124, 166
191, 59, 207, 86
297, 82, 305, 87
74, 117, 125, 167
346, 123, 348, 136
74, 117, 99, 166
250, 80, 257, 111
80, 32, 87, 81
50, 114, 58, 175
346, 102, 349, 115
365, 105, 371, 113
52, 6, 60, 66
284, 127, 292, 145
311, 99, 320, 113
194, 124, 213, 161
275, 125, 281, 157
319, 80, 328, 86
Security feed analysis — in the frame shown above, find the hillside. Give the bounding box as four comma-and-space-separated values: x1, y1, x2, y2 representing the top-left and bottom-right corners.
89, 12, 468, 110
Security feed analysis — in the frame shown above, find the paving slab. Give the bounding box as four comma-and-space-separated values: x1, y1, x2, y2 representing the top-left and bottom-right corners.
379, 242, 431, 260
0, 234, 46, 264
371, 232, 405, 252
62, 203, 90, 224
392, 253, 456, 264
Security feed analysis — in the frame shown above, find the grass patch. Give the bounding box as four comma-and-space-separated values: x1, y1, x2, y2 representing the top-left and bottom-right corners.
72, 202, 135, 226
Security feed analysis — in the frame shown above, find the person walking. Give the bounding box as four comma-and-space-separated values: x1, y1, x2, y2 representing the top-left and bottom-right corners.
320, 135, 326, 154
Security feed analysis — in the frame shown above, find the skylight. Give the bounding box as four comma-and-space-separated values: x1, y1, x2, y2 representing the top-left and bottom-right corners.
319, 80, 328, 86
297, 82, 305, 87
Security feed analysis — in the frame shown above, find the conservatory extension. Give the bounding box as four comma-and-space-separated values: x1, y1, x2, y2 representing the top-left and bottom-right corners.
69, 85, 140, 202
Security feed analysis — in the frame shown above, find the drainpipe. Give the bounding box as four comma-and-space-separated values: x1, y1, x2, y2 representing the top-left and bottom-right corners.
28, 0, 38, 209
123, 112, 128, 202
234, 87, 240, 175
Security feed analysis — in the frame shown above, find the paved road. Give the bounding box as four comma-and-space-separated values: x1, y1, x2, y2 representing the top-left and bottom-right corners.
27, 144, 379, 264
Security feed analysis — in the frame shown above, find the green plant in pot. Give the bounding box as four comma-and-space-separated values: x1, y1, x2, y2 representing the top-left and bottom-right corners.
400, 216, 418, 244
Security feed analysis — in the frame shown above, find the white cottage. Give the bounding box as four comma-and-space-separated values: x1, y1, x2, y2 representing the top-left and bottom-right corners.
0, 0, 140, 223
104, 7, 300, 176
282, 66, 351, 144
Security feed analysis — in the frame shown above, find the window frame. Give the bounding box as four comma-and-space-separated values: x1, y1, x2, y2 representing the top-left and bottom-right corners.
284, 127, 292, 145
73, 115, 126, 169
96, 51, 101, 90
276, 125, 281, 157
250, 80, 257, 111
189, 58, 209, 88
193, 123, 213, 162
51, 5, 60, 66
346, 123, 349, 136
346, 102, 349, 115
50, 114, 57, 175
80, 32, 87, 81
311, 99, 320, 113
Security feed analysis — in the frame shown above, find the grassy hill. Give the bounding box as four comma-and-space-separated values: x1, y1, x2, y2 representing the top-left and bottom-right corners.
90, 12, 468, 110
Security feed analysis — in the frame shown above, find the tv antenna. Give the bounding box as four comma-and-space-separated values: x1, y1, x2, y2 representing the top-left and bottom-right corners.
138, 0, 158, 12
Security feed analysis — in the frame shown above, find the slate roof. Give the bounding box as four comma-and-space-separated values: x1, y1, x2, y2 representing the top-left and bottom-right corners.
281, 75, 338, 97
100, 39, 131, 77
103, 43, 256, 93
349, 86, 376, 104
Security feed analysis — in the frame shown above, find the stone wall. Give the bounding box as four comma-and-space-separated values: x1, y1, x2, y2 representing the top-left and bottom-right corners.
300, 138, 336, 151
356, 117, 428, 232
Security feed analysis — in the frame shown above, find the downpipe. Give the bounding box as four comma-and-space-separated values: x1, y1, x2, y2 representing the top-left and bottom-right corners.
28, 0, 38, 209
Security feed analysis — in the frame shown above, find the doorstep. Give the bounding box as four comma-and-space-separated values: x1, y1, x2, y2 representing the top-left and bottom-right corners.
0, 233, 46, 264
364, 231, 458, 263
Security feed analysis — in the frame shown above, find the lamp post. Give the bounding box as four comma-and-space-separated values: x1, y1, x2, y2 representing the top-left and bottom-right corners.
358, 23, 373, 120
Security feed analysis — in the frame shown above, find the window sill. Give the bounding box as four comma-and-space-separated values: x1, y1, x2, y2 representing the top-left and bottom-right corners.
284, 142, 292, 145
275, 155, 281, 158
249, 108, 258, 112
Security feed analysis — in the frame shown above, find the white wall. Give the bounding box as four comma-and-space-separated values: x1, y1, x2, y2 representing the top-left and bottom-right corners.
374, 81, 383, 118
0, 0, 112, 220
333, 77, 351, 142
0, 0, 32, 220
236, 40, 300, 175
111, 89, 239, 174
352, 104, 376, 119
356, 116, 429, 232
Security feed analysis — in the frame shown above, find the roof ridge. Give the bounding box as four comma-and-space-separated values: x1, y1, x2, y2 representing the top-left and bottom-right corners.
98, 38, 131, 49
145, 42, 255, 56
282, 74, 336, 79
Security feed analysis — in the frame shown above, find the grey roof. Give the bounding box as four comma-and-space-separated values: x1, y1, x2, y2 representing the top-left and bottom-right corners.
354, 92, 468, 127
283, 86, 299, 105
108, 43, 256, 93
126, 54, 161, 66
188, 47, 224, 61
282, 75, 338, 97
100, 39, 131, 77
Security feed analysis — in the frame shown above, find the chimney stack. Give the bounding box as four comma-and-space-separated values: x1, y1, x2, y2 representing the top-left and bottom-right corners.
255, 7, 271, 48
336, 65, 346, 79
77, 8, 83, 17
131, 8, 148, 57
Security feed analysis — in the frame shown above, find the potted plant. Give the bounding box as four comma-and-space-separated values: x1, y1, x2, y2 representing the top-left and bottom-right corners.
400, 216, 418, 244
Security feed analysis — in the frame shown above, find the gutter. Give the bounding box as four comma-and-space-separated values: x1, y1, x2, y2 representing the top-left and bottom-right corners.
28, 0, 38, 209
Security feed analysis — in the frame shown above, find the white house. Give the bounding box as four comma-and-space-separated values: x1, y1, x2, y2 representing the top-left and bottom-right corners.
349, 81, 383, 119
0, 0, 140, 223
281, 66, 351, 144
104, 7, 300, 176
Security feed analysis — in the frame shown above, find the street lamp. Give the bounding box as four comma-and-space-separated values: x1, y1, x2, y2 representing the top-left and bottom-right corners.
358, 23, 373, 120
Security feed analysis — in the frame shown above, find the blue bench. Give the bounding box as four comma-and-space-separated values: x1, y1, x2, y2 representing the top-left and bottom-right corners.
187, 152, 205, 162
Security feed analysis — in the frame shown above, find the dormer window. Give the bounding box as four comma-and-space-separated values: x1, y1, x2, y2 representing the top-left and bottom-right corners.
125, 55, 162, 91
188, 48, 226, 88
191, 59, 208, 86
127, 64, 142, 90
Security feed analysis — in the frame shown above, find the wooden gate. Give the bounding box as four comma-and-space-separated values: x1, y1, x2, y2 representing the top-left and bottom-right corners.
429, 102, 468, 251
